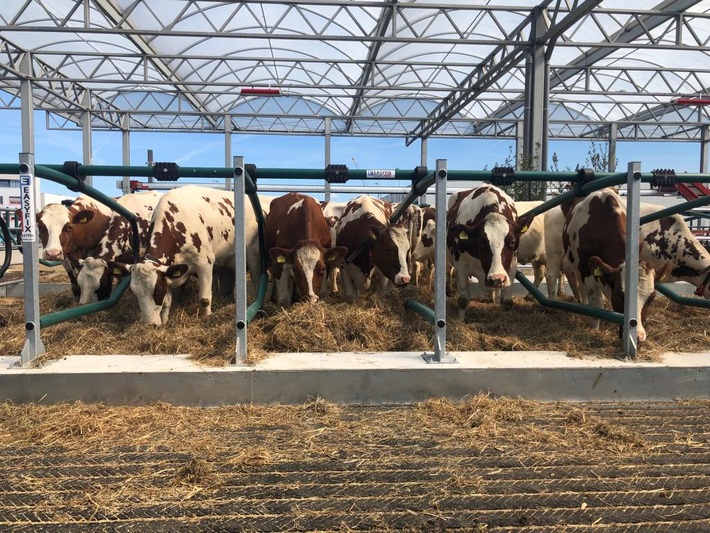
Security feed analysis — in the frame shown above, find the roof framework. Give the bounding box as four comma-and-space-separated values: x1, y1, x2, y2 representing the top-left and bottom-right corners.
1, 0, 709, 143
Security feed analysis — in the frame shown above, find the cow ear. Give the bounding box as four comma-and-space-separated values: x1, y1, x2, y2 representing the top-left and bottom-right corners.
449, 223, 472, 243
368, 225, 382, 242
72, 210, 95, 225
655, 261, 673, 282
588, 256, 618, 279
325, 246, 348, 267
516, 212, 536, 235
107, 260, 130, 277
165, 264, 189, 281
269, 247, 294, 265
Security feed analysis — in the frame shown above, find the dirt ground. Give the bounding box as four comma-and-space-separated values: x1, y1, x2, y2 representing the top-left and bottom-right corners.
1, 396, 709, 531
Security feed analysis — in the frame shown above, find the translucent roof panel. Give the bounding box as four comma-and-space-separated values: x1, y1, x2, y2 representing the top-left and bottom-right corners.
0, 0, 708, 141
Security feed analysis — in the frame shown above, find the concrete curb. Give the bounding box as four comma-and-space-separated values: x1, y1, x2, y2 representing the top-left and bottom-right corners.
2, 351, 708, 405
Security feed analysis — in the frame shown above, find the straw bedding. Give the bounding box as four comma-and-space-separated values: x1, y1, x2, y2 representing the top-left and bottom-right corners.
1, 396, 709, 530
0, 269, 708, 365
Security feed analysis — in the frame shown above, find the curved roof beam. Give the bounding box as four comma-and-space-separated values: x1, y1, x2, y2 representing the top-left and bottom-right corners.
404, 0, 604, 146
0, 37, 127, 130
344, 0, 395, 132
471, 0, 705, 138
92, 0, 217, 129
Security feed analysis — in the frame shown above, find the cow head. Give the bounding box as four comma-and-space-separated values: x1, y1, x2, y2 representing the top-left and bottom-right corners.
76, 257, 124, 304
371, 225, 411, 286
448, 212, 534, 289
118, 261, 190, 325
412, 218, 436, 263
270, 243, 347, 305
588, 256, 670, 342
37, 203, 71, 261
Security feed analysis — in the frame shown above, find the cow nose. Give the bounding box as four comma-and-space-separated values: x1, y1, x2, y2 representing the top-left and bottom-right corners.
395, 274, 411, 286
44, 249, 64, 260
486, 274, 507, 287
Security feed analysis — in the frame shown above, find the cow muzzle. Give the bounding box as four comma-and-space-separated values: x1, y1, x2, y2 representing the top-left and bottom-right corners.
394, 273, 411, 286
486, 273, 509, 288
43, 248, 64, 261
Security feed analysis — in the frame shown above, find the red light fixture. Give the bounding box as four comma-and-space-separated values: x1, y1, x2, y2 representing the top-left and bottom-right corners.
672, 97, 710, 106
240, 87, 281, 96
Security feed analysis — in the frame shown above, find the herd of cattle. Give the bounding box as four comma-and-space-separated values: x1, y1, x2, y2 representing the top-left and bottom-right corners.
34, 183, 710, 342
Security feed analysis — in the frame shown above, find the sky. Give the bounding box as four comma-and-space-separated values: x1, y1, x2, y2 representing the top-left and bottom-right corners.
0, 107, 705, 205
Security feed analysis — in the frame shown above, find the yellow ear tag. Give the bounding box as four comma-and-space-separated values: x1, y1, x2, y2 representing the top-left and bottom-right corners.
112, 268, 123, 276
593, 267, 603, 278
327, 254, 335, 262
172, 270, 183, 278
458, 231, 468, 240
277, 255, 286, 263
521, 225, 529, 234
78, 216, 88, 224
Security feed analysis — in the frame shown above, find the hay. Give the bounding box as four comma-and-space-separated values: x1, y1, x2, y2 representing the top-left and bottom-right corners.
0, 273, 708, 364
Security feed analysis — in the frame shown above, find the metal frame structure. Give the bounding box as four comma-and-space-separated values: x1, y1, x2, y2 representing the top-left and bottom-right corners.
0, 1, 708, 157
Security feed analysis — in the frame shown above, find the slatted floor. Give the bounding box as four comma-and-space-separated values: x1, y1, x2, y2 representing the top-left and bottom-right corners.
1, 400, 709, 532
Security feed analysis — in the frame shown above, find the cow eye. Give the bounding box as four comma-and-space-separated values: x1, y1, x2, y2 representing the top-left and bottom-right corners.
63, 223, 72, 233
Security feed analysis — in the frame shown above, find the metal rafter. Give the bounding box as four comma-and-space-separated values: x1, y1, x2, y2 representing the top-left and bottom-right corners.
471, 0, 706, 136
0, 1, 708, 141
91, 0, 218, 129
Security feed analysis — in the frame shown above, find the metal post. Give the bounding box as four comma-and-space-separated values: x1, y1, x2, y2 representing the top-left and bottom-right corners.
19, 52, 45, 364
515, 121, 524, 171
423, 159, 455, 364
608, 123, 618, 172
19, 153, 45, 364
324, 118, 331, 202
233, 156, 248, 364
701, 125, 709, 173
524, 8, 546, 171
622, 161, 642, 359
147, 149, 154, 182
81, 90, 93, 187
121, 115, 131, 195
420, 138, 429, 203
225, 116, 233, 191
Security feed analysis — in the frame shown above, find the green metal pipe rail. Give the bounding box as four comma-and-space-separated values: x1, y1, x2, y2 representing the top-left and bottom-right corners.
29, 164, 141, 327
242, 172, 269, 325
655, 283, 710, 308
3, 160, 709, 332
40, 277, 131, 328
0, 215, 11, 279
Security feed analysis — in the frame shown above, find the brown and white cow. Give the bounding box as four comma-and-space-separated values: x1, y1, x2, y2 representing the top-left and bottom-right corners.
335, 195, 412, 303
117, 185, 266, 326
446, 185, 535, 318
639, 203, 710, 299
320, 200, 348, 296
412, 206, 436, 286
512, 201, 547, 293
37, 195, 114, 298
73, 191, 162, 304
266, 193, 347, 305
562, 189, 668, 342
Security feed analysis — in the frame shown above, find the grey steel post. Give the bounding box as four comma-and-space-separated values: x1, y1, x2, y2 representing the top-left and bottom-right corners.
233, 156, 248, 364
121, 114, 131, 195
701, 125, 709, 173
608, 123, 618, 172
20, 153, 45, 364
225, 116, 233, 191
622, 161, 642, 359
423, 159, 455, 364
324, 118, 331, 202
81, 89, 93, 187
147, 149, 154, 182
